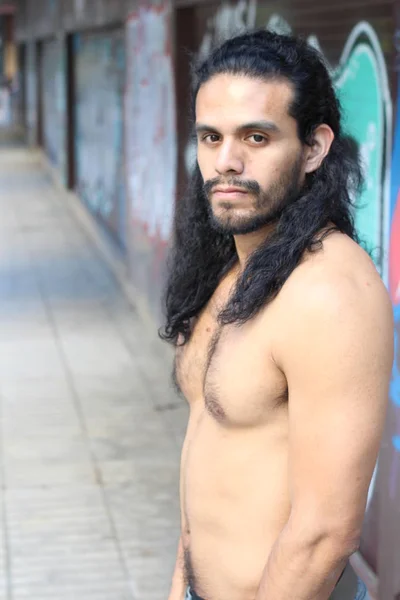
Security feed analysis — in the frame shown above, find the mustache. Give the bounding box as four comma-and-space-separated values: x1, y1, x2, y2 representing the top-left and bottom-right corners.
203, 177, 261, 196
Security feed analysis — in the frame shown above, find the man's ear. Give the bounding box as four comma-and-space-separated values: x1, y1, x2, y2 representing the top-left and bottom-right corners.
304, 124, 335, 174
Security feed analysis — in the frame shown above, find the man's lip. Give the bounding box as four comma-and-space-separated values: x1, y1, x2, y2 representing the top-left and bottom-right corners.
213, 187, 248, 194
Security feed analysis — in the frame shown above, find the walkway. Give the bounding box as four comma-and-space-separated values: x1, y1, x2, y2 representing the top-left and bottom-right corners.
0, 145, 187, 599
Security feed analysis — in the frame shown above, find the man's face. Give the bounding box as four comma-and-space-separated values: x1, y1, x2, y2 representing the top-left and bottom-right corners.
195, 74, 306, 235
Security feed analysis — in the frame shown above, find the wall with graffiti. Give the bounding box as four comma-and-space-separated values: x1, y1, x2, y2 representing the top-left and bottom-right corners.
74, 29, 127, 250
41, 38, 66, 185
332, 24, 391, 274
25, 41, 37, 147
387, 78, 400, 594
391, 90, 400, 449
125, 1, 177, 320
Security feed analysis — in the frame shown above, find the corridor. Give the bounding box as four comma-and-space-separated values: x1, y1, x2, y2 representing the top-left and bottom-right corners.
0, 144, 186, 599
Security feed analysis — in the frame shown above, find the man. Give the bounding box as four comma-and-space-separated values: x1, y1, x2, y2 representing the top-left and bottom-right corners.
160, 30, 394, 600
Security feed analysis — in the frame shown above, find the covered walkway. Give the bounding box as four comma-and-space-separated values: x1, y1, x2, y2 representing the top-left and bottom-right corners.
0, 142, 186, 599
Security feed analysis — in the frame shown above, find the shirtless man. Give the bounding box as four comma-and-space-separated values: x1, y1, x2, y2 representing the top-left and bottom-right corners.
161, 30, 394, 600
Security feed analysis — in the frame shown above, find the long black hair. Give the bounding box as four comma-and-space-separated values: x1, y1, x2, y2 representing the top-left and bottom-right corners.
160, 29, 363, 345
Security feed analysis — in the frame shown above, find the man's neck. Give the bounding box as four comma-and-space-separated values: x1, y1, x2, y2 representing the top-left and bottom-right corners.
234, 223, 276, 268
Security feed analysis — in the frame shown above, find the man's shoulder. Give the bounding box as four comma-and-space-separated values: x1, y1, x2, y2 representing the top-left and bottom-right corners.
273, 231, 392, 334
268, 231, 393, 374
284, 231, 384, 297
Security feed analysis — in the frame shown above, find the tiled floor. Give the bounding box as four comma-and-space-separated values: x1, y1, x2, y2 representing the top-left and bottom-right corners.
0, 144, 187, 599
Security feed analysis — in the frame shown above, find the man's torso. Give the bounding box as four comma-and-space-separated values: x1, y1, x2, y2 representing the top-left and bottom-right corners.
175, 262, 292, 600
174, 233, 373, 600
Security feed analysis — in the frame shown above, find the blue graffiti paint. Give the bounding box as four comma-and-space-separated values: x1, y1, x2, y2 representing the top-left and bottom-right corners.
74, 30, 126, 249
42, 39, 66, 183
391, 306, 400, 410
389, 325, 400, 451
392, 311, 400, 380
389, 311, 400, 454
389, 79, 400, 451
391, 83, 400, 222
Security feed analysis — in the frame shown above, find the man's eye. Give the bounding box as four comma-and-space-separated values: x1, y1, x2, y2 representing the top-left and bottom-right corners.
204, 134, 220, 143
249, 134, 266, 143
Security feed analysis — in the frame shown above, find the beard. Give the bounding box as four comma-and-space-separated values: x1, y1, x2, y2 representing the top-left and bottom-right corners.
203, 155, 304, 235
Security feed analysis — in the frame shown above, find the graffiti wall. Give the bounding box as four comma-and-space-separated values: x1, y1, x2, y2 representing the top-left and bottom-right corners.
74, 29, 127, 249
333, 24, 391, 274
125, 1, 177, 319
387, 79, 400, 593
25, 41, 37, 146
13, 45, 26, 129
41, 38, 66, 184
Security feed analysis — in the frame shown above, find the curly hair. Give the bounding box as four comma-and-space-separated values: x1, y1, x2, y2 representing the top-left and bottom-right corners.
160, 29, 363, 345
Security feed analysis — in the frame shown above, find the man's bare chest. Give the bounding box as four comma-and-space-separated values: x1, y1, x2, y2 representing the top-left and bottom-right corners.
174, 308, 287, 427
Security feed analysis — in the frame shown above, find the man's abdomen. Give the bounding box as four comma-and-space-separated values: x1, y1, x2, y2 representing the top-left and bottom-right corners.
182, 414, 291, 600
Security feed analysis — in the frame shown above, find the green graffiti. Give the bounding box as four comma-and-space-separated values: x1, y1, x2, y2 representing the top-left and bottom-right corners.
334, 43, 384, 260
266, 17, 389, 271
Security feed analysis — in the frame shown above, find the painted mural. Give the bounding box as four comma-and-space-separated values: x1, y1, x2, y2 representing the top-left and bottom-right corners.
42, 38, 66, 184
125, 2, 177, 318
380, 75, 400, 594
0, 87, 11, 126
389, 82, 400, 464
47, 0, 58, 16
333, 24, 391, 273
25, 41, 37, 147
74, 29, 126, 248
125, 2, 177, 244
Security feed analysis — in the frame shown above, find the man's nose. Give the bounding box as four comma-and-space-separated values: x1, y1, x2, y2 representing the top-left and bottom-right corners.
215, 140, 244, 175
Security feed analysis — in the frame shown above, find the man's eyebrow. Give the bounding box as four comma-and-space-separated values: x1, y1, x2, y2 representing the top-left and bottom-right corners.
195, 123, 219, 134
239, 120, 280, 133
195, 121, 280, 135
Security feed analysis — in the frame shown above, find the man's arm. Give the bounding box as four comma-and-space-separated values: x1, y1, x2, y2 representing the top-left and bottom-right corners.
256, 267, 394, 600
168, 536, 186, 600
169, 413, 193, 600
